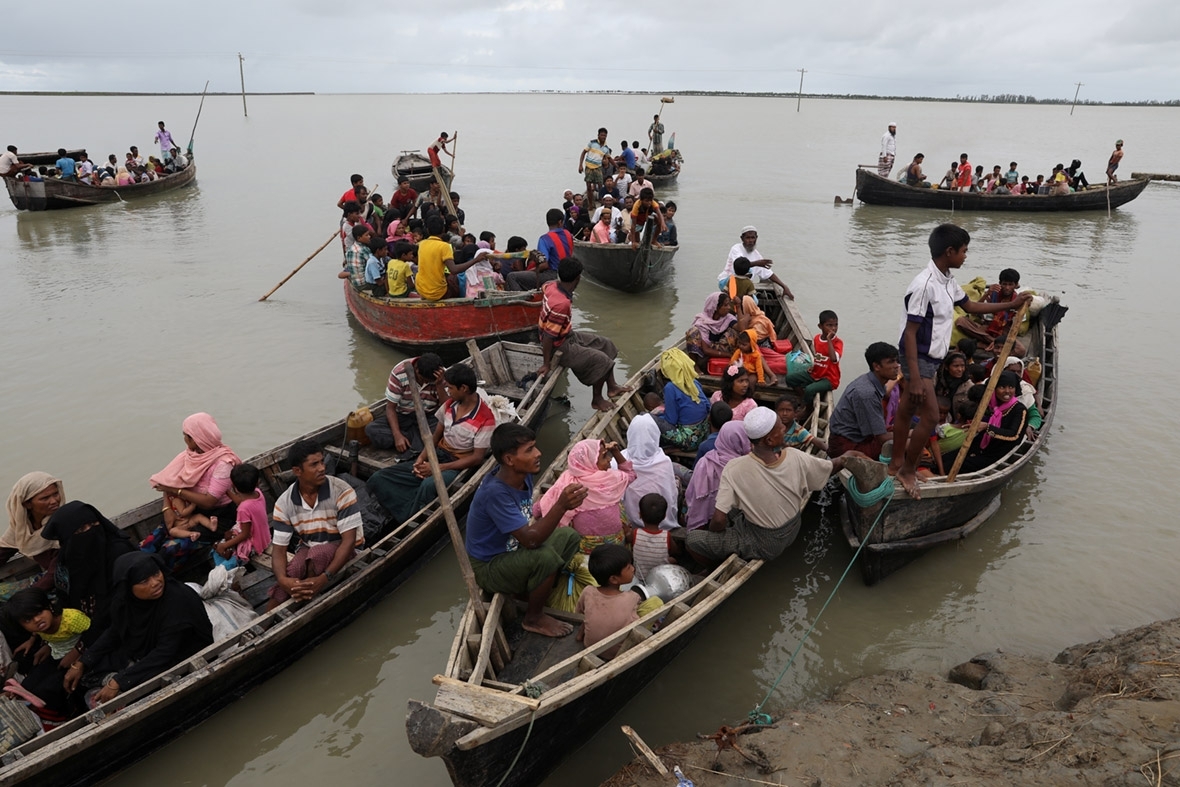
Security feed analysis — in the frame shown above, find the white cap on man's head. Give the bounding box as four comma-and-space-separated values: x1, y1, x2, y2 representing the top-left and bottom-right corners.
744, 407, 779, 441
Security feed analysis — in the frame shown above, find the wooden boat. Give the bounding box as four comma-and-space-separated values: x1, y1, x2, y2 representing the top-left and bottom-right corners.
838, 301, 1065, 585
0, 341, 558, 787
343, 283, 541, 356
571, 233, 678, 293
645, 148, 682, 187
392, 151, 453, 193
4, 156, 197, 211
405, 293, 831, 787
854, 168, 1149, 212
15, 148, 87, 166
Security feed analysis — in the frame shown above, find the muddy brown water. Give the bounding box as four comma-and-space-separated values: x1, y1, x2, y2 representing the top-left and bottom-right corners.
1, 93, 1178, 786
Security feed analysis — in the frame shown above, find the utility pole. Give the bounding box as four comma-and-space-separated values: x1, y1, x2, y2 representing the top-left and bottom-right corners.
239, 53, 248, 118
1070, 81, 1083, 115
796, 68, 807, 113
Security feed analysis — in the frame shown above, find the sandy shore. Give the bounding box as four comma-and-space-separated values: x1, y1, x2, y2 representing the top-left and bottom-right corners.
603, 618, 1180, 786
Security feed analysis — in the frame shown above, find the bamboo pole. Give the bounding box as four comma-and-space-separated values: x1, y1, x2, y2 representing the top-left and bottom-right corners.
945, 302, 1030, 482
407, 374, 484, 610
258, 231, 339, 301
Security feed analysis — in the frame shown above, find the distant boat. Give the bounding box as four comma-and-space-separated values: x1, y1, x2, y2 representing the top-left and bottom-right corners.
392, 151, 453, 194
4, 156, 197, 211
854, 168, 1148, 212
572, 233, 678, 293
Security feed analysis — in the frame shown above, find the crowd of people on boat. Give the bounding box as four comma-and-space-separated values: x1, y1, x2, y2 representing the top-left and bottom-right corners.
877, 123, 1127, 194
0, 122, 189, 188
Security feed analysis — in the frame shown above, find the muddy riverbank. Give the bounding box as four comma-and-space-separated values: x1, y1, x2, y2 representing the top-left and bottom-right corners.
605, 617, 1180, 786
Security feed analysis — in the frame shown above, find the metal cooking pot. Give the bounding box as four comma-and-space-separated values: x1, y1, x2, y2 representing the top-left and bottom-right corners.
622, 564, 693, 603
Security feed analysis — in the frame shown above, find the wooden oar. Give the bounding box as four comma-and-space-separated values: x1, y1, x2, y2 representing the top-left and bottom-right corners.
945, 302, 1030, 483
407, 374, 484, 611
258, 230, 339, 301
186, 81, 209, 155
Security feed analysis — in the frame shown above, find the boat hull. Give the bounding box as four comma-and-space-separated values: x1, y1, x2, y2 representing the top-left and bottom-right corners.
572, 240, 678, 293
839, 314, 1060, 584
407, 597, 724, 787
344, 283, 540, 353
392, 152, 453, 193
4, 161, 197, 211
854, 168, 1148, 212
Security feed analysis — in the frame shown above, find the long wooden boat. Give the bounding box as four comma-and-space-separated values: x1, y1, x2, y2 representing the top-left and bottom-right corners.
14, 148, 87, 166
343, 283, 541, 356
854, 168, 1148, 212
646, 169, 679, 187
0, 341, 558, 786
839, 301, 1065, 585
4, 157, 197, 211
391, 151, 453, 193
405, 294, 831, 787
571, 234, 678, 293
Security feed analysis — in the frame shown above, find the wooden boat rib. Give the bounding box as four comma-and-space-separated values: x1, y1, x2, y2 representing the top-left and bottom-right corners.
839, 303, 1063, 584
854, 168, 1148, 212
4, 157, 197, 211
343, 283, 541, 356
391, 151, 453, 194
571, 234, 678, 293
405, 291, 832, 787
0, 341, 558, 786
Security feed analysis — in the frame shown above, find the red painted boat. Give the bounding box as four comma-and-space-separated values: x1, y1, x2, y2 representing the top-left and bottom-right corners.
343, 283, 540, 353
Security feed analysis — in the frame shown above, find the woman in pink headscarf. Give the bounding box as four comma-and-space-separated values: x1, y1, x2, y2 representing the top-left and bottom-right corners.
684, 422, 751, 530
140, 413, 241, 572
535, 439, 634, 554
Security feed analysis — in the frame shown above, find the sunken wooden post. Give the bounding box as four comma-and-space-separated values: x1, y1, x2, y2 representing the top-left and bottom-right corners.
258, 230, 340, 301
946, 302, 1029, 483
407, 373, 484, 608
621, 725, 670, 777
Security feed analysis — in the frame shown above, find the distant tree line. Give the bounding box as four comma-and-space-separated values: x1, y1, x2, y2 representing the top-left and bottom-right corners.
545, 90, 1180, 106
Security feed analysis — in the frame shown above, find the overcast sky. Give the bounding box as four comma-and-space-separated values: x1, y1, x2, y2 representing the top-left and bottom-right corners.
2, 0, 1177, 102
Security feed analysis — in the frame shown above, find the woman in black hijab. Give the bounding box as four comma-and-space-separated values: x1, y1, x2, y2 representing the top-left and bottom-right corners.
41, 501, 134, 634
63, 552, 212, 705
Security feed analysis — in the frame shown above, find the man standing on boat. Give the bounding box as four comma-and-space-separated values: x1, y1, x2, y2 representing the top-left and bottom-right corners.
428, 131, 455, 189
648, 114, 665, 154
685, 407, 855, 566
578, 127, 611, 211
878, 123, 897, 177
154, 121, 175, 162
1107, 139, 1124, 184
537, 257, 631, 412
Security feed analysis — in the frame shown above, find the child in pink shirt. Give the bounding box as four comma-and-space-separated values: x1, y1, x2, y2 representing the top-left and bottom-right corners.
213, 464, 272, 570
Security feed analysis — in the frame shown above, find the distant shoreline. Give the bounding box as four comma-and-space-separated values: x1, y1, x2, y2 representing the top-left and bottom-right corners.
0, 90, 1175, 106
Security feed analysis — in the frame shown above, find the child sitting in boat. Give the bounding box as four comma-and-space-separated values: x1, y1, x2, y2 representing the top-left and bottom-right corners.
710, 364, 757, 421
576, 544, 640, 659
726, 258, 757, 303
731, 329, 778, 386
9, 587, 89, 672
775, 393, 827, 453
627, 493, 680, 582
386, 241, 416, 298
213, 464, 271, 570
535, 439, 633, 554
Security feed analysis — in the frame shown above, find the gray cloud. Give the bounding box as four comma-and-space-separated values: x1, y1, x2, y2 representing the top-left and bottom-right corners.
0, 0, 1176, 100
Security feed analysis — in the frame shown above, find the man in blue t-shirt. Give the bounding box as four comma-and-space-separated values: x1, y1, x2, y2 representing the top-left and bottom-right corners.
465, 423, 585, 638
55, 148, 77, 181
621, 142, 637, 171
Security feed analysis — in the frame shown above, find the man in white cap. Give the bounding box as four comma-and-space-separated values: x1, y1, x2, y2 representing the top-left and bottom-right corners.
685, 406, 856, 565
590, 192, 622, 227
878, 122, 897, 177
717, 226, 794, 300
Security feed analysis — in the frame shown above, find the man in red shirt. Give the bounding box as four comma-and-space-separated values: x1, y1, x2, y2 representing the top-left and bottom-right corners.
537, 258, 631, 411
955, 154, 972, 192
389, 177, 417, 214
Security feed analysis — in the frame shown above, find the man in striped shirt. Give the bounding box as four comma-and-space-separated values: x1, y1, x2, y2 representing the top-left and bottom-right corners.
537, 257, 630, 412
268, 440, 364, 609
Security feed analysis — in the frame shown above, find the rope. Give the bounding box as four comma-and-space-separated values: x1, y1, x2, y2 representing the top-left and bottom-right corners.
746, 476, 894, 726
845, 474, 896, 507
494, 710, 536, 787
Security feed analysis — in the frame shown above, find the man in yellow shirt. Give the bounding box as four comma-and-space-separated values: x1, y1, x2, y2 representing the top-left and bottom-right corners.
416, 215, 480, 300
